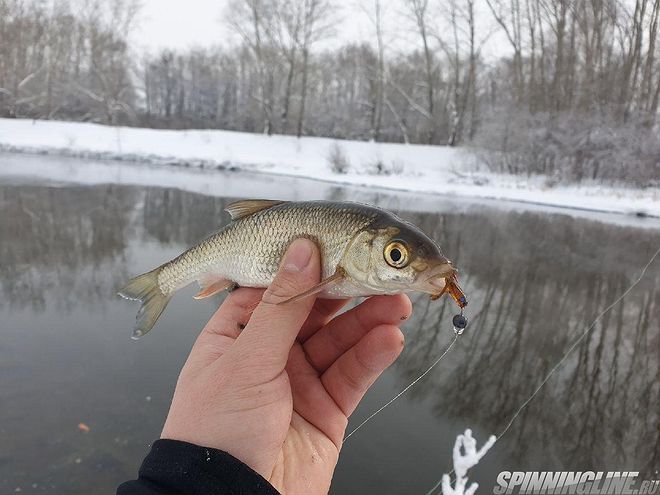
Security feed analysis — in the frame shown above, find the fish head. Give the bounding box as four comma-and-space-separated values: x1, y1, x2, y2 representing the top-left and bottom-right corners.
341, 218, 456, 297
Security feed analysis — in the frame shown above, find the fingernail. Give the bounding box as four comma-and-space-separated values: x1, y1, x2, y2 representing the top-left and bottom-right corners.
283, 239, 313, 272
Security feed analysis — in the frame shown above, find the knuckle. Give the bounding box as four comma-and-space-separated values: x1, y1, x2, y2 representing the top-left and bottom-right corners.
328, 325, 350, 353
339, 362, 364, 392
354, 347, 379, 374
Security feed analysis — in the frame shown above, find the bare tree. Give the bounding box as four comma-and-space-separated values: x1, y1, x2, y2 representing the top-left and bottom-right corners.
295, 0, 335, 137
227, 0, 276, 134
0, 0, 139, 123
484, 0, 524, 102
271, 0, 302, 133
404, 0, 437, 143
360, 0, 387, 141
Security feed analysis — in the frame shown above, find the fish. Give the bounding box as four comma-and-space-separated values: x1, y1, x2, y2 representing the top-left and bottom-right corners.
118, 199, 467, 339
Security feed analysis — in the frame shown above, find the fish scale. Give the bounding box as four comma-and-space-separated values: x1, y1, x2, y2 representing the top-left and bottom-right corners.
158, 202, 375, 295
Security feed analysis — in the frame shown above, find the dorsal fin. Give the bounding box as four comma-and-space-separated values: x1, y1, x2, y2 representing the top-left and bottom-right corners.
225, 199, 286, 221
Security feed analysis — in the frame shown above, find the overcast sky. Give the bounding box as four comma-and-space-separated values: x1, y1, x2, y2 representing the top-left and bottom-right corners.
136, 0, 371, 52
136, 0, 228, 51
135, 0, 509, 58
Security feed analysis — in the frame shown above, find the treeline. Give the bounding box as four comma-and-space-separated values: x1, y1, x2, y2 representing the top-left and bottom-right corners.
0, 0, 139, 124
142, 0, 480, 145
475, 0, 660, 184
0, 0, 658, 184
140, 44, 474, 145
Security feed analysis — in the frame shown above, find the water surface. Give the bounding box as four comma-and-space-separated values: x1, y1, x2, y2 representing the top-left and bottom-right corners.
1, 153, 658, 494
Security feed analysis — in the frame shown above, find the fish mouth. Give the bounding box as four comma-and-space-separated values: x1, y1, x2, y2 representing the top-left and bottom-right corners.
421, 262, 456, 293
421, 262, 468, 308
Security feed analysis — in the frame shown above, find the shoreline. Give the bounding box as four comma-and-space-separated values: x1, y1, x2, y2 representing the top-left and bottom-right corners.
1, 118, 657, 221
2, 150, 659, 230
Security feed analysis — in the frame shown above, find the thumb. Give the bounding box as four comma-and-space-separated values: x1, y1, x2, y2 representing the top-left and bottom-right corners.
233, 238, 321, 370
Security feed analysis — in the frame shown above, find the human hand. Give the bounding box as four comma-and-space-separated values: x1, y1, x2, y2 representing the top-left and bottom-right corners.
160, 239, 411, 494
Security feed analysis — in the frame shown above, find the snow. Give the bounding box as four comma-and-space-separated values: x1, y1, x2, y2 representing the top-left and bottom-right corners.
0, 118, 658, 219
440, 429, 497, 495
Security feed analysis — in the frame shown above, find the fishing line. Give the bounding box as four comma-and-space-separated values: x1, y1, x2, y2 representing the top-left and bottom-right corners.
344, 333, 460, 441
424, 246, 660, 495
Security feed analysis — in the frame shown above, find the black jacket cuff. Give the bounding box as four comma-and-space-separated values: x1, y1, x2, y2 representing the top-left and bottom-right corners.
117, 439, 280, 495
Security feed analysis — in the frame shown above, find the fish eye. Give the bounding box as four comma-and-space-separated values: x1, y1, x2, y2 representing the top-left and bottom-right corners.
384, 241, 410, 268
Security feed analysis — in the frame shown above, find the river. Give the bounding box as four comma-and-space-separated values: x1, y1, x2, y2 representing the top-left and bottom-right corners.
0, 152, 658, 494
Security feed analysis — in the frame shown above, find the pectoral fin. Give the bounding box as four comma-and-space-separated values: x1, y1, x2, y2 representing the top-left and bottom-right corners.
277, 267, 345, 305
193, 278, 234, 299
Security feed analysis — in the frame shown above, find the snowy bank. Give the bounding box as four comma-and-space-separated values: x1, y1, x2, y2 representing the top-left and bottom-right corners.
0, 118, 658, 218
4, 152, 659, 229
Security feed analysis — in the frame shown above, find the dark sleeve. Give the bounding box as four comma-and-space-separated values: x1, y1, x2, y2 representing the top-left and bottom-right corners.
117, 439, 281, 495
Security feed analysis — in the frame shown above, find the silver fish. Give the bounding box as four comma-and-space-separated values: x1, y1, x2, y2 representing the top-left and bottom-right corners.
119, 199, 467, 338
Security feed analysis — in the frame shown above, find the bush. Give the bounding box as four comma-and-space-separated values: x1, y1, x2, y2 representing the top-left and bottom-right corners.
472, 109, 660, 187
327, 142, 350, 174
366, 158, 404, 176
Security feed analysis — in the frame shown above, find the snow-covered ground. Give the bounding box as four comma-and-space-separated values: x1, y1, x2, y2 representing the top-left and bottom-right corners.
1, 118, 658, 218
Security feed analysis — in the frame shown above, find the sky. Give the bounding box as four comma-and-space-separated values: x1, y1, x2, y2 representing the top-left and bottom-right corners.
136, 0, 231, 51
136, 0, 372, 52
135, 0, 509, 59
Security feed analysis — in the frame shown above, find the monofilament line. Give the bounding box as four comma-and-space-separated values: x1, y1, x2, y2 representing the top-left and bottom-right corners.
344, 334, 459, 441
424, 246, 660, 495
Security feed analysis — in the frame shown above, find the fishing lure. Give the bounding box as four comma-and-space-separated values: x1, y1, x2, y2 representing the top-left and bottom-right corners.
431, 271, 469, 333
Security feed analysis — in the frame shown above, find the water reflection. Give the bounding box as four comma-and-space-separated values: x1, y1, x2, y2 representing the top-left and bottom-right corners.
0, 185, 136, 312
142, 188, 233, 245
0, 182, 658, 493
399, 211, 660, 474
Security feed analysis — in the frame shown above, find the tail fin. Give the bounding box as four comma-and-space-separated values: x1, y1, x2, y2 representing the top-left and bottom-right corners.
118, 268, 172, 339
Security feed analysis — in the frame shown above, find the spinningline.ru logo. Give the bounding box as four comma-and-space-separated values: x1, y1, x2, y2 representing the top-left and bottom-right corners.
493, 472, 660, 495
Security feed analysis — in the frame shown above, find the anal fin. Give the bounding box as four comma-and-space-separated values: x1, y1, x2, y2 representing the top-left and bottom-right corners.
194, 278, 234, 300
